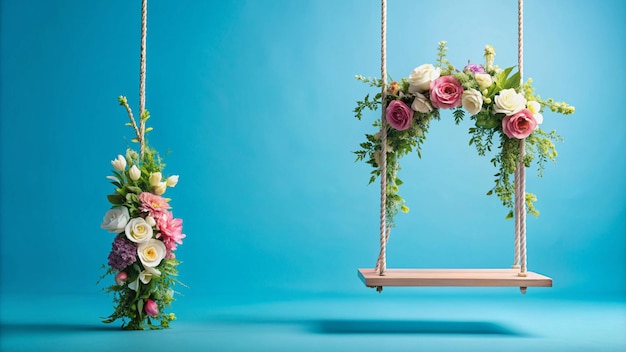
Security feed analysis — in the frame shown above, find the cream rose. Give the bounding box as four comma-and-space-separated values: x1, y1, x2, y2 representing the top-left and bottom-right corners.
408, 64, 441, 93
137, 239, 167, 267
474, 73, 493, 89
101, 207, 130, 233
494, 88, 527, 115
124, 217, 153, 243
462, 88, 483, 115
411, 93, 433, 113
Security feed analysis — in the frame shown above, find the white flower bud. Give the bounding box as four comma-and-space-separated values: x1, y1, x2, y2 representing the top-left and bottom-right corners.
129, 165, 141, 181
149, 172, 162, 186
166, 175, 179, 187
111, 155, 126, 172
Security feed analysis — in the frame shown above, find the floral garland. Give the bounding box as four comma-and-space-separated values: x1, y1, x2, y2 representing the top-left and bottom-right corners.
99, 96, 185, 330
354, 41, 574, 227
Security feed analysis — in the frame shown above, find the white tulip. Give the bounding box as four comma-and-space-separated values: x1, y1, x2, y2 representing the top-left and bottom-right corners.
129, 165, 141, 181
153, 182, 167, 195
111, 155, 126, 172
149, 172, 162, 186
166, 175, 179, 187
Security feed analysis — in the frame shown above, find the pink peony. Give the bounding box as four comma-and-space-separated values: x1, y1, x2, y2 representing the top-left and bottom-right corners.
386, 100, 413, 131
429, 76, 463, 109
139, 192, 170, 216
502, 109, 537, 139
156, 212, 186, 257
144, 299, 158, 317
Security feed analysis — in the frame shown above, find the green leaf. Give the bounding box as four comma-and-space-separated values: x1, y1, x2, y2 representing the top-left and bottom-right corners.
505, 211, 514, 220
126, 186, 143, 194
503, 71, 521, 90
107, 194, 126, 205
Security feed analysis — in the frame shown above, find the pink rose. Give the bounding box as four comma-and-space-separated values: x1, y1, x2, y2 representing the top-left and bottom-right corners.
144, 299, 159, 317
429, 76, 463, 109
386, 100, 413, 131
502, 109, 537, 139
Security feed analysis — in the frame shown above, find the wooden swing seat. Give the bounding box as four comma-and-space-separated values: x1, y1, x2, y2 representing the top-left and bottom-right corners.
358, 268, 552, 288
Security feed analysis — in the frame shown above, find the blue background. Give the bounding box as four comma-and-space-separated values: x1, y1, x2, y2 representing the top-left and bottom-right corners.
1, 0, 625, 351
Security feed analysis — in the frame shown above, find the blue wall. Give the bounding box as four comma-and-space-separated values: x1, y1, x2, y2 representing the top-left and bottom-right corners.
1, 0, 624, 301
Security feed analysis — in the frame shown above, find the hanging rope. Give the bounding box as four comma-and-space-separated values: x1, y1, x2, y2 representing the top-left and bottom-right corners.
138, 0, 148, 157
515, 0, 528, 277
375, 0, 388, 276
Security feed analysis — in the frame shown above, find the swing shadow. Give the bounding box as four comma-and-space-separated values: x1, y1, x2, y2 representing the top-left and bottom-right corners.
0, 322, 121, 334
212, 316, 526, 336
313, 319, 524, 335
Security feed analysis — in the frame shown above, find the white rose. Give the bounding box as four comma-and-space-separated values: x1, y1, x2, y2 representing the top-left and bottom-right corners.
462, 88, 484, 115
101, 207, 130, 233
137, 239, 167, 267
494, 88, 527, 115
411, 92, 433, 113
149, 172, 162, 187
408, 64, 441, 93
129, 165, 141, 181
166, 175, 179, 187
111, 155, 126, 172
125, 217, 153, 243
153, 181, 167, 195
474, 73, 493, 89
139, 266, 161, 284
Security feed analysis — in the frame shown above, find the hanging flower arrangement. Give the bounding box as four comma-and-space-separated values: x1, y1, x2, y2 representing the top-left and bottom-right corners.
354, 41, 574, 226
99, 96, 185, 330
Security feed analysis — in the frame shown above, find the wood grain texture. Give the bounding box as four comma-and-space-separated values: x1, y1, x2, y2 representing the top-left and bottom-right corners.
358, 268, 552, 288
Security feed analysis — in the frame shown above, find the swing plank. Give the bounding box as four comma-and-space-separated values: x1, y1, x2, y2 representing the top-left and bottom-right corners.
358, 268, 552, 288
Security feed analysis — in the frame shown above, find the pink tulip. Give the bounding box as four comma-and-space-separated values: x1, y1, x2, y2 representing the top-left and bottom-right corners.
144, 299, 159, 317
114, 271, 128, 285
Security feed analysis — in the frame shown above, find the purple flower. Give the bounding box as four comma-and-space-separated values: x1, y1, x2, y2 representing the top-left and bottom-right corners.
464, 63, 485, 74
108, 236, 137, 270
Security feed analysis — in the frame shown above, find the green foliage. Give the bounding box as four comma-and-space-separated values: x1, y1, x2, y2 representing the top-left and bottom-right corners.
100, 100, 183, 330
353, 41, 574, 224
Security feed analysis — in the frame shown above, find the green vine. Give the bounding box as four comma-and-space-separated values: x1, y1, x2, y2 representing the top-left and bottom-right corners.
354, 42, 574, 227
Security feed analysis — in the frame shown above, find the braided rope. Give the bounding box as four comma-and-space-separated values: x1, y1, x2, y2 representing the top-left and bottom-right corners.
139, 0, 148, 157
515, 0, 528, 277
375, 0, 388, 276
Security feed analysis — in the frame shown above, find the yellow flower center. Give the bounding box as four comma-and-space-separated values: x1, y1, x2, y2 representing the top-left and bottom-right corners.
143, 246, 158, 261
